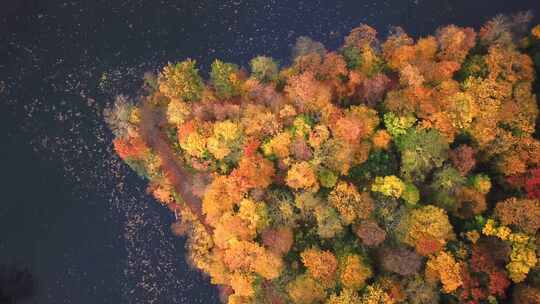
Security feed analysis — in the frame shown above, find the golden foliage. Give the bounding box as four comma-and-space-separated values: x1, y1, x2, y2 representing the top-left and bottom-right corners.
425, 251, 463, 293
286, 161, 319, 191
328, 181, 374, 224
300, 248, 338, 284
401, 205, 455, 255
339, 254, 372, 289
287, 274, 326, 304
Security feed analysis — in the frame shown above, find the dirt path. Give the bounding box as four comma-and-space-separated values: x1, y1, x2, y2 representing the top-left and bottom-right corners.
139, 100, 213, 235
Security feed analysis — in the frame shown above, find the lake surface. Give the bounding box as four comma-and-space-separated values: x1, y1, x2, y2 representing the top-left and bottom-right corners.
1, 0, 539, 303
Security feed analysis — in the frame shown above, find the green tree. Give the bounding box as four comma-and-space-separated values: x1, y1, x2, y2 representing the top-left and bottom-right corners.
158, 59, 204, 101
210, 59, 241, 99
395, 127, 449, 182
250, 56, 279, 82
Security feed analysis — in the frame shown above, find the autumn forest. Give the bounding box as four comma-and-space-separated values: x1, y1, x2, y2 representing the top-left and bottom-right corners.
107, 13, 540, 304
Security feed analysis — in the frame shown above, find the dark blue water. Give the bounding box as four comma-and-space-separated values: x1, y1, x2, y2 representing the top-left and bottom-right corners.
1, 1, 539, 303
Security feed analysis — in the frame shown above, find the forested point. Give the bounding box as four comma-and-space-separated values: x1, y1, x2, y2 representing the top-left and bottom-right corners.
107, 12, 540, 304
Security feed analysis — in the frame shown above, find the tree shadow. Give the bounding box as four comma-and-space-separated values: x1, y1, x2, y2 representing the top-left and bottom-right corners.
0, 264, 35, 304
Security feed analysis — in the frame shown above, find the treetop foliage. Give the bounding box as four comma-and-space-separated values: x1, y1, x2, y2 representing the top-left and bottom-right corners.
107, 12, 540, 304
